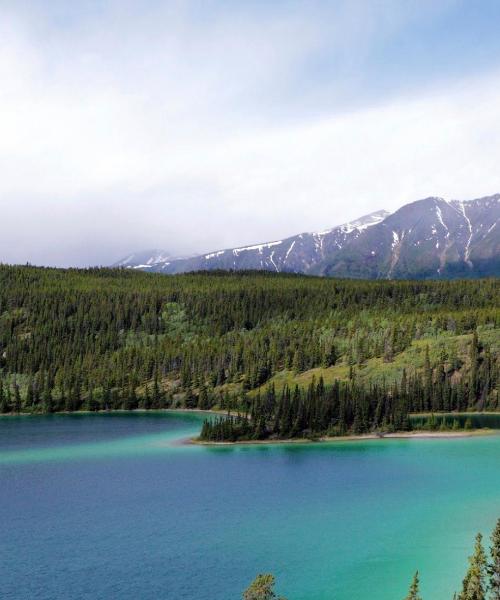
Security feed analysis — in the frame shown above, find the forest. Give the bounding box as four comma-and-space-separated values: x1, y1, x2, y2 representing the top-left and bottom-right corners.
0, 265, 498, 440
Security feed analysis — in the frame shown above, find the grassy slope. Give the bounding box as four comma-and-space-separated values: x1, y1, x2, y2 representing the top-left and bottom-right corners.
8, 327, 497, 403
249, 326, 499, 395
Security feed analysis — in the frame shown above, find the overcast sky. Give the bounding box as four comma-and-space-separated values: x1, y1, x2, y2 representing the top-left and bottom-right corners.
2, 0, 500, 266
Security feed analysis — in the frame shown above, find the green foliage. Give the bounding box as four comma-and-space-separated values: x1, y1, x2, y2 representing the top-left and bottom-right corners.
489, 519, 500, 600
243, 574, 286, 600
404, 571, 422, 600
458, 534, 487, 600
0, 265, 497, 418
200, 375, 413, 441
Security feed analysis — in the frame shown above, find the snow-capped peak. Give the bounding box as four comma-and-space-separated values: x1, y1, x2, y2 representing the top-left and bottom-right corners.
315, 209, 390, 236
113, 249, 173, 268
112, 194, 498, 279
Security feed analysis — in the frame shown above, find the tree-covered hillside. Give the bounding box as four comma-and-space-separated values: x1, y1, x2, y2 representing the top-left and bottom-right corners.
0, 266, 498, 437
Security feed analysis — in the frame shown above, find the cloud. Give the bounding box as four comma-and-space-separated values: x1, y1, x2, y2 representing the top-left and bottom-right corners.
0, 1, 499, 266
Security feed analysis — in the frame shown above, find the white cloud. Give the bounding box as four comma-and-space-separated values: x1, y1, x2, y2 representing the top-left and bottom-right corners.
0, 1, 499, 266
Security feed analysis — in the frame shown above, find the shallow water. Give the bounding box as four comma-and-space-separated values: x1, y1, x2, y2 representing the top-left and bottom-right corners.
1, 412, 500, 600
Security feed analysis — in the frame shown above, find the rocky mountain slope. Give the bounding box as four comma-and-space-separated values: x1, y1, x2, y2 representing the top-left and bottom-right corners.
114, 194, 499, 279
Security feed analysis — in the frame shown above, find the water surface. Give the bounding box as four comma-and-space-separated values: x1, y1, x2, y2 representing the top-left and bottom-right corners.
1, 412, 499, 600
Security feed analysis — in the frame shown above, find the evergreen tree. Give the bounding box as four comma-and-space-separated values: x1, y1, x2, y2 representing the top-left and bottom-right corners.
322, 343, 337, 368
42, 384, 53, 414
404, 571, 422, 600
198, 385, 210, 410
243, 574, 287, 600
469, 330, 480, 405
458, 533, 487, 600
0, 379, 8, 413
12, 382, 21, 413
489, 518, 500, 600
423, 345, 432, 412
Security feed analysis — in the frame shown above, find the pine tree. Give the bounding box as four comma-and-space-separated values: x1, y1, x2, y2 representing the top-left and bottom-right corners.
198, 385, 209, 410
42, 383, 53, 414
25, 377, 34, 410
243, 574, 287, 600
0, 379, 7, 413
292, 348, 304, 373
322, 343, 337, 368
423, 345, 432, 412
142, 383, 151, 410
458, 533, 487, 600
152, 370, 161, 409
404, 571, 422, 600
384, 327, 395, 363
489, 519, 500, 600
184, 388, 197, 409
13, 381, 21, 413
469, 330, 480, 405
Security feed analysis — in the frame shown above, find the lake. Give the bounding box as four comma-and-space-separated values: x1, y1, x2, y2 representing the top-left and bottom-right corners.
1, 412, 500, 600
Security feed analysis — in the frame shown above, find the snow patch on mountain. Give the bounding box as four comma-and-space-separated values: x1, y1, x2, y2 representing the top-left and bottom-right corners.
205, 250, 226, 260
233, 240, 283, 255
285, 240, 296, 260
113, 196, 499, 279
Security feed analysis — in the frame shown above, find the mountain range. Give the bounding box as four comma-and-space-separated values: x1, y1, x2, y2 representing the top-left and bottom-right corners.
114, 194, 500, 279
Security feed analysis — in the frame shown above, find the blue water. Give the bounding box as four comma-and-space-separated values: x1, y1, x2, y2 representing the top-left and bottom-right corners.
1, 412, 500, 600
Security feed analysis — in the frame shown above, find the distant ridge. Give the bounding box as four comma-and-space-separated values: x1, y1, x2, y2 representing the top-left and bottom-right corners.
114, 195, 500, 279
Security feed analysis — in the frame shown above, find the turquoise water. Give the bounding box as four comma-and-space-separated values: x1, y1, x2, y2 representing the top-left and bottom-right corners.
1, 412, 500, 600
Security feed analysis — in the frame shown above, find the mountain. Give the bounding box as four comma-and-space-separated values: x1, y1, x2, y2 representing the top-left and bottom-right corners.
114, 210, 390, 274
321, 195, 500, 279
113, 249, 173, 269
115, 194, 500, 279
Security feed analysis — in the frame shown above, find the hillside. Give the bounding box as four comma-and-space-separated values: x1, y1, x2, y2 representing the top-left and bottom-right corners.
0, 266, 497, 432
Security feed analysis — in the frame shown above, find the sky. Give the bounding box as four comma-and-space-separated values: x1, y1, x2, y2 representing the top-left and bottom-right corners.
2, 0, 500, 266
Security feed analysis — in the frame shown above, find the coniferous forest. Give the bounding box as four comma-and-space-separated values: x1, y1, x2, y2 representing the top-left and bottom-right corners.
0, 265, 498, 441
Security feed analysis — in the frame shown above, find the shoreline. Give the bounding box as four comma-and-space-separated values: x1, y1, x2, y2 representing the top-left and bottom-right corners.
1, 409, 497, 446
190, 428, 496, 446
0, 407, 235, 418
1, 408, 498, 419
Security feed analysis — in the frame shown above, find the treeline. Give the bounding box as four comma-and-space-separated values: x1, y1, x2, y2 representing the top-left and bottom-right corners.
0, 265, 498, 417
198, 337, 496, 442
200, 377, 411, 441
